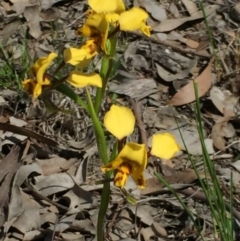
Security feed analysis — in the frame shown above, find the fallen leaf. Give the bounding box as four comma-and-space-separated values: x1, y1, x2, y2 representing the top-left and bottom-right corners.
138, 0, 167, 21
0, 143, 26, 226
37, 156, 77, 175
153, 5, 219, 32
142, 169, 197, 195
12, 207, 41, 233
24, 5, 42, 39
211, 116, 231, 151
10, 0, 38, 14
34, 173, 74, 196
109, 78, 157, 99
169, 57, 214, 106
128, 204, 154, 225
156, 58, 197, 82
181, 0, 199, 16
0, 21, 20, 46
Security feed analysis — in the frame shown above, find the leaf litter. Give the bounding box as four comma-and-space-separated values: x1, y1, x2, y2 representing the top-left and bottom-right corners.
1, 0, 240, 240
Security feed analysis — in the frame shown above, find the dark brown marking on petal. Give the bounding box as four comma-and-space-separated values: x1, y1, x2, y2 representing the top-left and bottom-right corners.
137, 177, 144, 187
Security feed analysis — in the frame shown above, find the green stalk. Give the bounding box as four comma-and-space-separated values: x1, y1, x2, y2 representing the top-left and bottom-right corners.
94, 35, 117, 113
85, 89, 111, 241
86, 88, 108, 164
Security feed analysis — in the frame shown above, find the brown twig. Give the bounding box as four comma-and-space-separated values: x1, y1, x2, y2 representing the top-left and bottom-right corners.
132, 32, 211, 58
130, 99, 148, 150
104, 201, 122, 239
24, 182, 69, 212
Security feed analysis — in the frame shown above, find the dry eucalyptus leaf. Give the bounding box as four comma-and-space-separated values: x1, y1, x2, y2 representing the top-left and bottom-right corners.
230, 160, 240, 171
210, 86, 227, 113
0, 21, 20, 46
34, 173, 74, 196
60, 233, 84, 241
9, 117, 27, 127
138, 0, 167, 21
156, 58, 197, 82
0, 144, 24, 226
153, 5, 219, 32
127, 204, 154, 225
14, 162, 42, 187
211, 117, 228, 151
23, 230, 41, 241
37, 157, 77, 175
40, 0, 66, 9
10, 0, 38, 14
152, 222, 167, 237
7, 186, 23, 221
49, 213, 77, 232
24, 5, 42, 39
109, 78, 157, 99
181, 0, 199, 16
142, 169, 197, 195
169, 58, 214, 106
141, 227, 155, 241
12, 207, 41, 233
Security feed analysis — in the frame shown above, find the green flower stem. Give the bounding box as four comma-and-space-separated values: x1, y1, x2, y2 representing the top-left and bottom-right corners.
86, 88, 111, 241
94, 35, 117, 113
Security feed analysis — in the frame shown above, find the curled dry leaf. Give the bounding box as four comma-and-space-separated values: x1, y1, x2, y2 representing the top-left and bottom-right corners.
169, 57, 214, 106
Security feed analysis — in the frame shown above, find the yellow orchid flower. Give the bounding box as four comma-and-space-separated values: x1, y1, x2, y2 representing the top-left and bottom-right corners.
22, 52, 57, 99
119, 7, 151, 37
88, 0, 125, 14
67, 70, 102, 88
102, 142, 147, 189
64, 40, 98, 67
102, 105, 180, 189
76, 12, 119, 52
151, 133, 180, 160
104, 104, 135, 140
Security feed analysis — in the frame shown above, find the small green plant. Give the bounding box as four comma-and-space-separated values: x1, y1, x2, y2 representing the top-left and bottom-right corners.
0, 39, 31, 92
155, 82, 234, 241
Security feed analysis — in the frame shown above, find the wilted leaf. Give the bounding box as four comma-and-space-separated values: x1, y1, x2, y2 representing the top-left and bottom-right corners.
169, 57, 214, 106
